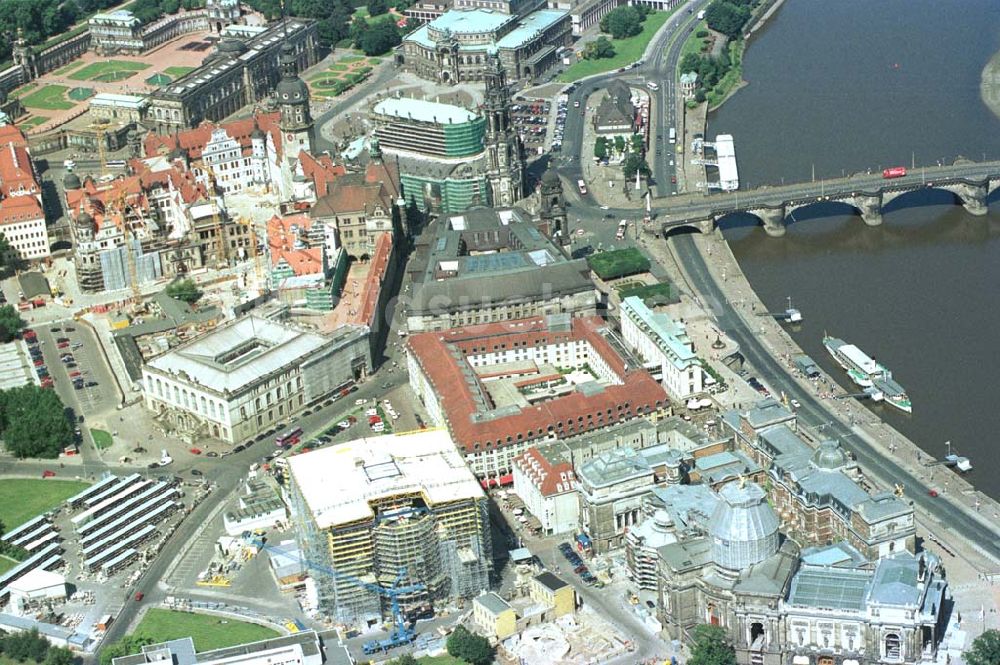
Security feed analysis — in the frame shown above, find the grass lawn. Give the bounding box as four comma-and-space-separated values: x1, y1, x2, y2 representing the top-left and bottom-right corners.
0, 479, 91, 532
133, 610, 280, 651
418, 656, 469, 665
0, 556, 19, 575
676, 19, 710, 75
69, 60, 149, 82
146, 73, 172, 86
21, 84, 75, 111
341, 54, 366, 63
91, 429, 114, 450
559, 9, 676, 82
588, 248, 650, 280
164, 66, 196, 77
10, 83, 38, 99
329, 63, 349, 72
16, 116, 49, 130
68, 86, 95, 101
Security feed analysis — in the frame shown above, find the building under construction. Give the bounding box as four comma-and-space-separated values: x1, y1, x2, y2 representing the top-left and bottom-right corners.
287, 429, 492, 629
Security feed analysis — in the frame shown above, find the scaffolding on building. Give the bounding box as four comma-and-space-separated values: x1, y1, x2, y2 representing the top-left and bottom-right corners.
289, 475, 493, 631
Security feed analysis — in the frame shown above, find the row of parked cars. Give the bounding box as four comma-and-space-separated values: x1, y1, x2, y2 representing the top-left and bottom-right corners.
558, 542, 598, 586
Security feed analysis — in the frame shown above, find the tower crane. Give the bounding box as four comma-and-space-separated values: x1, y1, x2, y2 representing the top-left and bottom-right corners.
238, 217, 265, 292
252, 540, 425, 655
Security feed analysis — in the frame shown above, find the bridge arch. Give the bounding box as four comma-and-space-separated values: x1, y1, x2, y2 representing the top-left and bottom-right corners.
784, 200, 867, 227
881, 186, 961, 215
714, 211, 768, 233
662, 222, 709, 238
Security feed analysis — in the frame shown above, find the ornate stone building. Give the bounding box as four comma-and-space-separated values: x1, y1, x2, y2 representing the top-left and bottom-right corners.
146, 18, 318, 133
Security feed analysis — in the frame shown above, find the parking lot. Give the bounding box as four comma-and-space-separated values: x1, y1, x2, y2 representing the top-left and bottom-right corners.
511, 98, 553, 153
25, 321, 119, 431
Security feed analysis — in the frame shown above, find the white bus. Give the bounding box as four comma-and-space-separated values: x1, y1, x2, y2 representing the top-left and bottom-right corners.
668, 128, 676, 144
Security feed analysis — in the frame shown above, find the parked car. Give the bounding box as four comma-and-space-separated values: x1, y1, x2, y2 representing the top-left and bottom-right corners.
134, 592, 144, 601
206, 451, 219, 458
42, 470, 56, 478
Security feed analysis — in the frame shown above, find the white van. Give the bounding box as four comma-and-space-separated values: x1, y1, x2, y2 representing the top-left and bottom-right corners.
646, 81, 660, 91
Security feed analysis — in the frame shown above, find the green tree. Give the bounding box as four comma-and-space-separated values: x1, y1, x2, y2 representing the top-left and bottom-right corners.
356, 19, 401, 56
680, 52, 702, 73
164, 278, 202, 304
161, 0, 181, 13
44, 647, 75, 665
446, 626, 494, 665
368, 0, 389, 16
622, 153, 650, 179
0, 305, 26, 343
583, 35, 615, 60
614, 135, 626, 154
967, 629, 1000, 665
705, 0, 750, 40
594, 136, 608, 160
0, 384, 75, 458
0, 235, 26, 278
99, 636, 155, 665
695, 88, 707, 103
689, 624, 736, 665
600, 5, 643, 39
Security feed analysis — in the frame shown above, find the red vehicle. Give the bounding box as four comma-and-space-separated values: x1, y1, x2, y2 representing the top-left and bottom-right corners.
57, 342, 69, 349
189, 447, 202, 455
275, 426, 303, 448
368, 415, 382, 425
23, 329, 36, 341
41, 470, 56, 478
882, 166, 907, 179
69, 371, 82, 378
134, 592, 144, 602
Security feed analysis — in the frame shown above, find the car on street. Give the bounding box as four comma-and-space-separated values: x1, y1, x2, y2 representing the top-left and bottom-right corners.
337, 420, 351, 429
671, 175, 677, 183
65, 327, 76, 332
190, 447, 202, 455
56, 337, 69, 343
134, 592, 144, 601
69, 371, 82, 378
928, 488, 939, 497
791, 399, 801, 409
50, 327, 61, 332
42, 470, 56, 478
206, 451, 219, 458
148, 462, 159, 469
85, 381, 98, 387
233, 443, 246, 453
191, 469, 203, 476
57, 342, 69, 349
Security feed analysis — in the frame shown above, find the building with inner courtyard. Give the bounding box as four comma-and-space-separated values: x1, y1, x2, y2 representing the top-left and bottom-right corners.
146, 18, 318, 134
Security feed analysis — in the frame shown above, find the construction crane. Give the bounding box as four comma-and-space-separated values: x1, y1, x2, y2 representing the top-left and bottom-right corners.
195, 162, 229, 268
238, 217, 265, 292
91, 120, 110, 176
111, 188, 142, 304
253, 540, 425, 655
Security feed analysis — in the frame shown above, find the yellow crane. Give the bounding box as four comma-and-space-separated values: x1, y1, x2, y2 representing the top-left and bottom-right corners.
90, 119, 110, 176
195, 162, 229, 268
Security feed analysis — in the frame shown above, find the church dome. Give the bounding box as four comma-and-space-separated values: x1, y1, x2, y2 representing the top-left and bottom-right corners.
708, 480, 780, 570
76, 210, 93, 227
63, 171, 82, 190
812, 440, 849, 470
251, 121, 266, 140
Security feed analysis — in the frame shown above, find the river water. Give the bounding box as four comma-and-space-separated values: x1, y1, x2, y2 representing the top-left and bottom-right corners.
706, 0, 1000, 498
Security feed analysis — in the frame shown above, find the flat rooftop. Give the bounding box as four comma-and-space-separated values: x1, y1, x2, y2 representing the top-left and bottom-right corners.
374, 98, 478, 125
287, 429, 484, 528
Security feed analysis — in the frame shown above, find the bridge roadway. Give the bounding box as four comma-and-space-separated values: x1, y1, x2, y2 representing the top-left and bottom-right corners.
671, 233, 1000, 562
651, 161, 1000, 236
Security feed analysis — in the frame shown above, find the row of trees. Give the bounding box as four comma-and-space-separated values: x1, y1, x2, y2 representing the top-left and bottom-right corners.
244, 0, 407, 52
0, 384, 76, 458
0, 629, 75, 665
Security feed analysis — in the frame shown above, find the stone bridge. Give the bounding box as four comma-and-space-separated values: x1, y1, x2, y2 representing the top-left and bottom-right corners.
654, 161, 1000, 238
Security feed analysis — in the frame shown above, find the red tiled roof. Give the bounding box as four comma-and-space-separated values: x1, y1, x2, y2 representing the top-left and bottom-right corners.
0, 195, 43, 225
513, 447, 576, 497
353, 233, 393, 326
0, 143, 38, 198
267, 214, 322, 276
142, 112, 282, 161
407, 317, 669, 455
299, 150, 346, 198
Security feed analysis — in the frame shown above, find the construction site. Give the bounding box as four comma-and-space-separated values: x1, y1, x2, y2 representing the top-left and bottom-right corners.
285, 429, 493, 647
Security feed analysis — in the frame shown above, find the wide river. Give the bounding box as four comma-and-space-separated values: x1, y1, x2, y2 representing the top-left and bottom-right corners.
706, 0, 1000, 499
